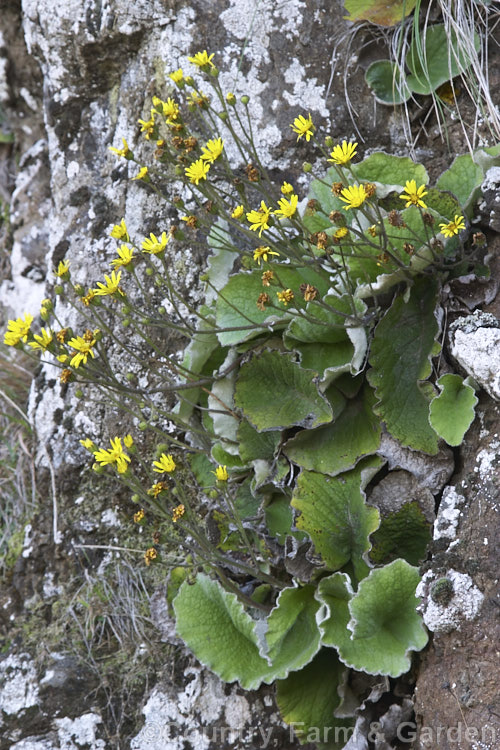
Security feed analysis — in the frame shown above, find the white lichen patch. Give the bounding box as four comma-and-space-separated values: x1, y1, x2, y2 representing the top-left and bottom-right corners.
451, 327, 500, 401
433, 486, 465, 541
54, 713, 105, 749
21, 523, 33, 559
416, 570, 484, 634
0, 654, 39, 717
100, 508, 120, 527
475, 443, 500, 481
131, 667, 254, 750
283, 59, 328, 117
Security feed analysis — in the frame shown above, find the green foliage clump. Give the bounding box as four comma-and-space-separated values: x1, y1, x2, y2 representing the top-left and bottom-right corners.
4, 50, 497, 740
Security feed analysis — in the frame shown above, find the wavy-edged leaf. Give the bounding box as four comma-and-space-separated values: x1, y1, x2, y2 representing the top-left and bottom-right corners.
352, 153, 428, 193
436, 154, 484, 219
291, 458, 381, 578
216, 267, 329, 346
429, 373, 478, 446
265, 585, 321, 674
367, 278, 439, 454
285, 383, 381, 476
234, 350, 333, 431
406, 24, 480, 96
237, 419, 281, 463
365, 60, 412, 105
317, 561, 428, 676
276, 649, 353, 748
173, 574, 270, 689
174, 576, 322, 690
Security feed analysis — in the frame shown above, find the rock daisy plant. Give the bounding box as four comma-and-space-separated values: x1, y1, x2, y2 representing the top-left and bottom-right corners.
5, 50, 498, 745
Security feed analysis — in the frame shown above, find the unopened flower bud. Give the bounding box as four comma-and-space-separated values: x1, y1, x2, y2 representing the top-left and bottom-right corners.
240, 95, 250, 105
302, 162, 312, 173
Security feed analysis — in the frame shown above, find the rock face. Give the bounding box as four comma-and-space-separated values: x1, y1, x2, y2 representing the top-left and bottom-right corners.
0, 1, 499, 749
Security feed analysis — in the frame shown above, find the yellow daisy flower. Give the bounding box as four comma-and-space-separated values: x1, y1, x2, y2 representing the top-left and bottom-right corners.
439, 215, 465, 237
185, 158, 211, 185
28, 327, 53, 351
246, 201, 272, 236
94, 270, 123, 296
200, 137, 224, 163
274, 194, 298, 219
328, 141, 358, 165
290, 113, 314, 142
94, 437, 131, 474
110, 245, 135, 270
339, 184, 368, 211
212, 465, 228, 481
253, 246, 280, 265
153, 453, 176, 473
142, 232, 169, 255
399, 180, 428, 209
109, 138, 131, 158
3, 313, 34, 346
188, 50, 215, 68
67, 334, 97, 368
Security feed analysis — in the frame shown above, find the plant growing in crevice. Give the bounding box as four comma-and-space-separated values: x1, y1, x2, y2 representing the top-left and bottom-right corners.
5, 52, 498, 744
336, 0, 500, 151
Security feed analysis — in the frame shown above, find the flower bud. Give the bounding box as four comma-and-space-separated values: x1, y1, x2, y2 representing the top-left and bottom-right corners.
302, 162, 312, 173
240, 95, 250, 105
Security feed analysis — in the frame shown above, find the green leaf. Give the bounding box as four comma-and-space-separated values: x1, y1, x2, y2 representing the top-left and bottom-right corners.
367, 278, 440, 454
265, 495, 293, 542
305, 169, 357, 227
370, 502, 432, 565
265, 585, 321, 673
406, 25, 480, 96
364, 61, 412, 105
276, 649, 353, 748
317, 561, 428, 676
216, 267, 329, 347
429, 373, 478, 446
284, 383, 381, 476
284, 295, 359, 345
211, 442, 244, 468
291, 459, 381, 577
344, 0, 417, 26
174, 323, 220, 423
188, 453, 216, 488
237, 419, 281, 463
174, 576, 322, 690
234, 478, 261, 518
205, 219, 238, 301
353, 153, 428, 194
284, 295, 367, 384
290, 340, 356, 381
234, 350, 333, 431
435, 154, 484, 219
173, 574, 270, 689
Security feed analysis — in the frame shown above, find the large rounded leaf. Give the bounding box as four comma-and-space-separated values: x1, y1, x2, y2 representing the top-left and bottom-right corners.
291, 458, 381, 578
234, 350, 333, 431
365, 60, 412, 105
317, 561, 428, 677
367, 277, 440, 454
429, 373, 478, 447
